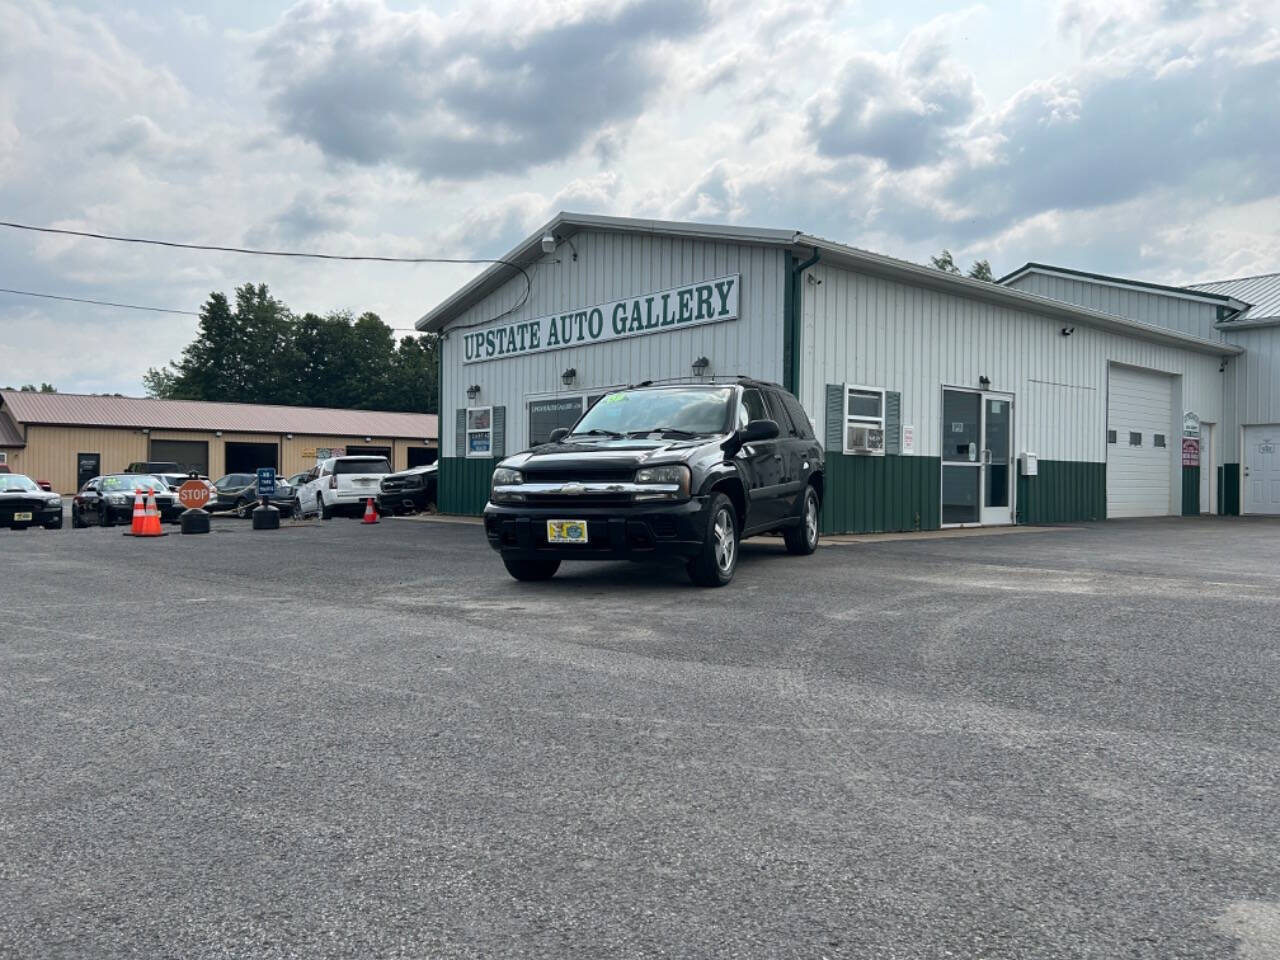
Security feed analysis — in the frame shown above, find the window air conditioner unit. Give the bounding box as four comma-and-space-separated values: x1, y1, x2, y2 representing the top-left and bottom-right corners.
846, 425, 885, 453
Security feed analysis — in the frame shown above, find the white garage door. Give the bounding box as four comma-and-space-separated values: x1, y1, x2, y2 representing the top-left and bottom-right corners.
1107, 365, 1174, 518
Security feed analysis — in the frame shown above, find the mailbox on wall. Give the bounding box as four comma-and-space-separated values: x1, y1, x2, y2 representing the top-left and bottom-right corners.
1019, 452, 1039, 476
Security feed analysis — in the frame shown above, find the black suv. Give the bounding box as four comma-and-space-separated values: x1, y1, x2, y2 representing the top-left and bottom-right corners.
484, 379, 824, 586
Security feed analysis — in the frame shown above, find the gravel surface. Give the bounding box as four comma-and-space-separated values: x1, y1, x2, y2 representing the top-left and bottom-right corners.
2, 514, 1278, 959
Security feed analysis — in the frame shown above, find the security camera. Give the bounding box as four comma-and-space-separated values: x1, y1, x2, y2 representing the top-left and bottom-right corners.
540, 232, 556, 254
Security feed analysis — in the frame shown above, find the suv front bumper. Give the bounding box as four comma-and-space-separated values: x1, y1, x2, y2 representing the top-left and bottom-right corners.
484, 497, 710, 560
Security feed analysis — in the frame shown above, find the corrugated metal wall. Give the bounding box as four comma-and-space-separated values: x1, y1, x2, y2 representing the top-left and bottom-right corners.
1222, 325, 1280, 461
440, 230, 786, 457
800, 263, 1224, 472
1006, 273, 1223, 339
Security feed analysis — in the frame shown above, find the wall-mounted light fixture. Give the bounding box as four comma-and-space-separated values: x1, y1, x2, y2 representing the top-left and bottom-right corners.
215, 430, 222, 437
540, 232, 556, 254
466, 384, 481, 401
979, 375, 991, 389
1061, 326, 1075, 337
1219, 357, 1229, 373
692, 356, 710, 377
286, 433, 294, 440
364, 436, 372, 442
561, 367, 577, 387
141, 428, 150, 435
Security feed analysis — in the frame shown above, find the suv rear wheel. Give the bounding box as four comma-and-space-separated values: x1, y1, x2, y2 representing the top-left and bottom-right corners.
318, 495, 333, 520
784, 485, 820, 556
502, 554, 561, 582
687, 492, 738, 587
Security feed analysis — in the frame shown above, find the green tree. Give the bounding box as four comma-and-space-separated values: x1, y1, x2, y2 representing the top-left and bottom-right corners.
930, 249, 994, 282
16, 382, 57, 392
146, 284, 438, 413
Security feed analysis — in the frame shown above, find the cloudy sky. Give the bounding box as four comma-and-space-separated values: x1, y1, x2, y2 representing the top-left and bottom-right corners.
2, 0, 1277, 394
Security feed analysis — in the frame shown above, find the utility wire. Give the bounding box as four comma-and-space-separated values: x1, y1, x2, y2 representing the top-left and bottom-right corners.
0, 218, 534, 323
0, 284, 435, 334
0, 286, 198, 316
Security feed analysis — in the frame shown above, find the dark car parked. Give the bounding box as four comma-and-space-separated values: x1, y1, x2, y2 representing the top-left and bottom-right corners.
484, 379, 824, 587
209, 473, 295, 518
379, 463, 438, 514
71, 474, 181, 527
0, 473, 63, 530
124, 460, 182, 475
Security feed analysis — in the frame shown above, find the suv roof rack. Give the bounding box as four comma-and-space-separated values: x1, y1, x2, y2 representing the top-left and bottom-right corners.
625, 375, 781, 389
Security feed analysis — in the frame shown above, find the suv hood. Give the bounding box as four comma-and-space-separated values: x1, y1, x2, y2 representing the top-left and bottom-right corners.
503, 437, 709, 473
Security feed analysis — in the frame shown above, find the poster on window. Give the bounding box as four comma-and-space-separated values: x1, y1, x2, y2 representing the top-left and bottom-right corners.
528, 397, 584, 446
468, 431, 491, 455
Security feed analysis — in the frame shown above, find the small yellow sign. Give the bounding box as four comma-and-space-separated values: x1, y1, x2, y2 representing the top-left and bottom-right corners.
301, 448, 316, 458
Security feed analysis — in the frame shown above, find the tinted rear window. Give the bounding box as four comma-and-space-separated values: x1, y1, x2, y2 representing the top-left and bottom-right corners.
335, 458, 391, 474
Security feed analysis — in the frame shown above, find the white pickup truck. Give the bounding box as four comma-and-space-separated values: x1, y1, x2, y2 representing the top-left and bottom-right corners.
295, 455, 392, 519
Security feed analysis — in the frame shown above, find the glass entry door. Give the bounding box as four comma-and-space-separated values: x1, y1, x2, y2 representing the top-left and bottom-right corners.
941, 389, 1014, 526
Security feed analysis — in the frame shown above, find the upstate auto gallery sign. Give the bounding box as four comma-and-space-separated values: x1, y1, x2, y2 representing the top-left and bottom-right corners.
461, 275, 741, 364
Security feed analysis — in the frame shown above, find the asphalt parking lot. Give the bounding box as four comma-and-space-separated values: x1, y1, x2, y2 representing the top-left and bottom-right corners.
3, 514, 1279, 959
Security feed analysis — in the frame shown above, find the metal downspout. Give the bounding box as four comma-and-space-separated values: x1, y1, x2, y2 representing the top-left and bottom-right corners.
786, 250, 820, 394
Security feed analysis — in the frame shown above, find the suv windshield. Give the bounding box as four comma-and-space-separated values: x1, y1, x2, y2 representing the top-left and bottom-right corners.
571, 387, 734, 438
335, 458, 391, 474
101, 475, 163, 492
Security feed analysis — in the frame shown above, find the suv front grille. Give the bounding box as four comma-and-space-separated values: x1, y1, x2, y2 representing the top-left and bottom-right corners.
521, 468, 635, 484
523, 493, 633, 509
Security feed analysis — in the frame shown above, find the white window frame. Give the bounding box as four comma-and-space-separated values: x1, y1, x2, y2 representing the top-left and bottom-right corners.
0, 451, 7, 465
843, 384, 886, 455
465, 405, 493, 459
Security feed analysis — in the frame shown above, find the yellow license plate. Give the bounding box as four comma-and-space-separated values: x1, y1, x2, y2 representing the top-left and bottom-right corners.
14, 512, 32, 521
546, 519, 588, 543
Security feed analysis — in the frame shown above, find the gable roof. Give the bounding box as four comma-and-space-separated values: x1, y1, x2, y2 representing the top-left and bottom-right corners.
0, 391, 438, 440
997, 262, 1249, 311
0, 410, 24, 447
1188, 272, 1280, 323
417, 212, 1242, 357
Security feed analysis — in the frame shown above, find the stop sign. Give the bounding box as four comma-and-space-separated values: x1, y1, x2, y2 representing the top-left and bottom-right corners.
178, 479, 211, 510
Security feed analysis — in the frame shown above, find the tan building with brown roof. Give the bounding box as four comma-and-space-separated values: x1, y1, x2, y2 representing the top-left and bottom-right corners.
0, 390, 438, 494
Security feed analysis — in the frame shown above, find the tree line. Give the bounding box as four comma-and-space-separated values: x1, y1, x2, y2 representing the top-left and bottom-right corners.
144, 283, 439, 414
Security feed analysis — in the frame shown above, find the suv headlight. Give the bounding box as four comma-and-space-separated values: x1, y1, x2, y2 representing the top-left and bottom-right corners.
490, 467, 524, 503
634, 464, 691, 501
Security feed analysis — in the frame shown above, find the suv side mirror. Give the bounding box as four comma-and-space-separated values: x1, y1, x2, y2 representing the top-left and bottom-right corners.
738, 419, 780, 444
548, 428, 570, 443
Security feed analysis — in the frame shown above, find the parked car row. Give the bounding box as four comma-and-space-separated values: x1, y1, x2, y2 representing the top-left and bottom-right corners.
5, 456, 439, 533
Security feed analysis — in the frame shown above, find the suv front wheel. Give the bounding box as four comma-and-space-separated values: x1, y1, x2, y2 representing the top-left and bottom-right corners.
502, 554, 561, 582
687, 492, 739, 587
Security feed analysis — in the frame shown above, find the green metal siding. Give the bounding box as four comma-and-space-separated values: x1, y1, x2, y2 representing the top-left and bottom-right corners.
1181, 466, 1200, 516
1219, 463, 1240, 515
820, 454, 940, 534
1015, 460, 1106, 524
439, 457, 496, 515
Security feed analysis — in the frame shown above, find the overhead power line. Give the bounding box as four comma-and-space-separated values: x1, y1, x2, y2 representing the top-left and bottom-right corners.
0, 218, 533, 322
0, 284, 431, 333
0, 286, 198, 316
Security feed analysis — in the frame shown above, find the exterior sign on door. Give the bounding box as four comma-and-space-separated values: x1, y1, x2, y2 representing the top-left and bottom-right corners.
902, 425, 914, 454
461, 275, 741, 364
1181, 437, 1199, 467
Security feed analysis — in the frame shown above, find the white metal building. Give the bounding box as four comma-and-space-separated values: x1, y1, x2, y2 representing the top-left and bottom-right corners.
417, 214, 1241, 532
1001, 264, 1280, 516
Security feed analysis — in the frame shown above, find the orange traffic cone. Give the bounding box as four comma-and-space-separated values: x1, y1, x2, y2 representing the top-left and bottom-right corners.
362, 497, 379, 524
142, 490, 165, 536
129, 488, 147, 535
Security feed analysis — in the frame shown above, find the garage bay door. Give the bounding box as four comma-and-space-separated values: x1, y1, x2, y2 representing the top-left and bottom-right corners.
1107, 366, 1174, 518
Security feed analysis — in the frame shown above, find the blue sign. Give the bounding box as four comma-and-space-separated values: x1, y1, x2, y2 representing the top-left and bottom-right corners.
256, 467, 276, 497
